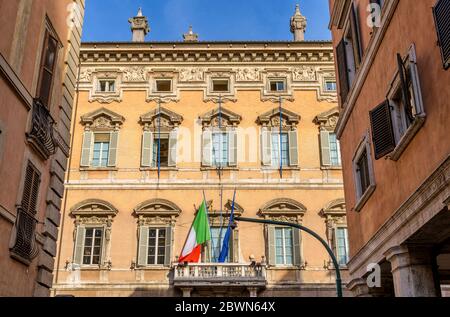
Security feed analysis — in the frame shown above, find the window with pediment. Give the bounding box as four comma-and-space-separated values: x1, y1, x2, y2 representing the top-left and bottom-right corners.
133, 199, 181, 268
89, 70, 122, 104
314, 107, 342, 168
139, 107, 183, 169
259, 198, 306, 267
80, 108, 125, 169
257, 108, 300, 168
70, 199, 118, 269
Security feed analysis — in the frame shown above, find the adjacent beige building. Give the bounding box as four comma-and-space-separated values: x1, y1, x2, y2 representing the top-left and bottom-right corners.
53, 7, 351, 297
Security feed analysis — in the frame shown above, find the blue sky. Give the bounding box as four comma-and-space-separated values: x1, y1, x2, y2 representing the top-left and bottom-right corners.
82, 0, 332, 42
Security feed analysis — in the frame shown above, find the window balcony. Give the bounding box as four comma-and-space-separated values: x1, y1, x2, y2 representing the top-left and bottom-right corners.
26, 99, 56, 160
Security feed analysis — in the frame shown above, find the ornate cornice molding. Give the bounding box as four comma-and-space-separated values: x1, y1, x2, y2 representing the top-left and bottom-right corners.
70, 199, 119, 218
259, 198, 307, 223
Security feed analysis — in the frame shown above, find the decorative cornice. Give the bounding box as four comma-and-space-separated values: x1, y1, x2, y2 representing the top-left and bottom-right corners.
133, 199, 182, 217
257, 107, 300, 127
81, 107, 125, 130
140, 107, 183, 128
200, 106, 242, 127
314, 107, 340, 130
70, 199, 119, 218
259, 198, 307, 217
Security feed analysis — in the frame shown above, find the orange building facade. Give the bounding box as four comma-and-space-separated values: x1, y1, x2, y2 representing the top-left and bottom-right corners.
329, 0, 450, 296
0, 0, 85, 296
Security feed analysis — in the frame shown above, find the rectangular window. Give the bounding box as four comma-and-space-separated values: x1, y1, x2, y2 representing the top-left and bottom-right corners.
209, 227, 231, 263
271, 133, 289, 167
335, 228, 349, 266
147, 228, 166, 265
152, 136, 169, 167
212, 79, 229, 92
98, 80, 116, 92
325, 81, 337, 91
329, 133, 342, 166
269, 80, 286, 92
356, 149, 370, 197
212, 132, 229, 167
82, 228, 103, 265
155, 80, 172, 92
275, 227, 294, 266
91, 133, 110, 167
37, 31, 59, 107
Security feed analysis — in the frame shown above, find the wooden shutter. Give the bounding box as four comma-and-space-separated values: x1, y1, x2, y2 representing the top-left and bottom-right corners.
80, 131, 93, 167
397, 53, 414, 122
434, 0, 450, 69
138, 226, 149, 267
267, 226, 276, 266
73, 226, 86, 265
108, 131, 119, 167
288, 130, 299, 166
336, 40, 350, 105
350, 3, 362, 67
164, 226, 173, 266
261, 127, 272, 166
21, 162, 41, 215
168, 129, 178, 167
37, 31, 59, 108
202, 129, 212, 167
293, 229, 301, 266
141, 131, 153, 167
320, 130, 331, 166
228, 128, 238, 167
370, 100, 396, 159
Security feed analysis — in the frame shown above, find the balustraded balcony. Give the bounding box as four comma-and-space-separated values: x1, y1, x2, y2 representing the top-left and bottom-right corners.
26, 99, 56, 160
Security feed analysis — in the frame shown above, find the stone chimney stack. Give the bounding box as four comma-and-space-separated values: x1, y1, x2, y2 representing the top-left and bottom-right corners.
183, 25, 199, 42
129, 8, 150, 42
290, 4, 307, 41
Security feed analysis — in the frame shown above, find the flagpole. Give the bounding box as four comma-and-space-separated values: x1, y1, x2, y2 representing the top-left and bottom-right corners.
202, 189, 213, 262
279, 96, 283, 179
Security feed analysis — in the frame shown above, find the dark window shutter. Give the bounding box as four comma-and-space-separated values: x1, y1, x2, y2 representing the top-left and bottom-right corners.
336, 40, 350, 105
350, 3, 362, 66
397, 53, 414, 122
37, 32, 59, 108
370, 100, 396, 160
21, 162, 41, 215
433, 0, 450, 69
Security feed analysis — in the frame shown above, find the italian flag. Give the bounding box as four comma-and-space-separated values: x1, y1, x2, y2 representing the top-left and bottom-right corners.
179, 200, 211, 263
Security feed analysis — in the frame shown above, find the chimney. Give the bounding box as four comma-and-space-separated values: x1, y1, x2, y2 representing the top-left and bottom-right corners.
129, 8, 150, 42
290, 4, 307, 41
183, 25, 199, 42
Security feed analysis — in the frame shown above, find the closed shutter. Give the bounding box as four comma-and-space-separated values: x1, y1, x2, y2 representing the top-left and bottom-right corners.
141, 131, 153, 167
73, 226, 86, 265
138, 226, 149, 267
397, 53, 414, 122
434, 0, 450, 69
261, 127, 272, 166
202, 129, 212, 167
350, 3, 362, 66
267, 226, 276, 266
288, 130, 299, 166
80, 131, 93, 167
164, 226, 173, 266
228, 128, 238, 167
293, 229, 301, 266
21, 162, 41, 215
108, 131, 119, 167
336, 40, 350, 105
168, 129, 178, 167
37, 31, 59, 108
320, 130, 331, 166
370, 100, 396, 159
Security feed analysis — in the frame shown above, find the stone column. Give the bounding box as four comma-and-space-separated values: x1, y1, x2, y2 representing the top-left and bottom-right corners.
347, 278, 372, 297
385, 245, 438, 297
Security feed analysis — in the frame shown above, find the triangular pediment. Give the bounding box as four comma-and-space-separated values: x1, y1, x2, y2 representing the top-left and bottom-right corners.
140, 107, 183, 126
81, 107, 125, 125
257, 107, 300, 126
314, 107, 340, 128
200, 106, 242, 126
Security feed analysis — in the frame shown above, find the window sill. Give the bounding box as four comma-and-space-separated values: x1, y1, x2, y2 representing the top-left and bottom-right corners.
267, 265, 300, 270
388, 114, 426, 162
261, 166, 301, 171
135, 266, 171, 271
80, 167, 118, 172
353, 184, 376, 213
140, 167, 178, 172
200, 167, 239, 171
10, 251, 32, 266
320, 166, 342, 171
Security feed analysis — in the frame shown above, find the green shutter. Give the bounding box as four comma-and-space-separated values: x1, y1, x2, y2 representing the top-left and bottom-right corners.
228, 128, 238, 167
80, 132, 93, 167
164, 226, 173, 266
202, 129, 212, 167
320, 130, 331, 166
267, 225, 276, 266
141, 131, 153, 167
168, 129, 178, 167
108, 131, 119, 167
293, 229, 301, 266
73, 226, 86, 265
288, 130, 299, 166
138, 226, 149, 267
261, 128, 272, 166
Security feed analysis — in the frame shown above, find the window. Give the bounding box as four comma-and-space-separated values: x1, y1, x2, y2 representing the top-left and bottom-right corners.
329, 133, 342, 166
37, 31, 59, 107
147, 228, 167, 265
212, 79, 229, 92
352, 135, 375, 211
209, 227, 231, 263
433, 0, 450, 69
152, 136, 169, 167
325, 81, 337, 91
212, 132, 229, 167
82, 227, 104, 265
97, 80, 116, 92
356, 149, 370, 196
335, 228, 349, 266
269, 80, 286, 92
155, 80, 172, 92
91, 133, 110, 168
81, 129, 119, 169
275, 227, 294, 266
271, 132, 290, 167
